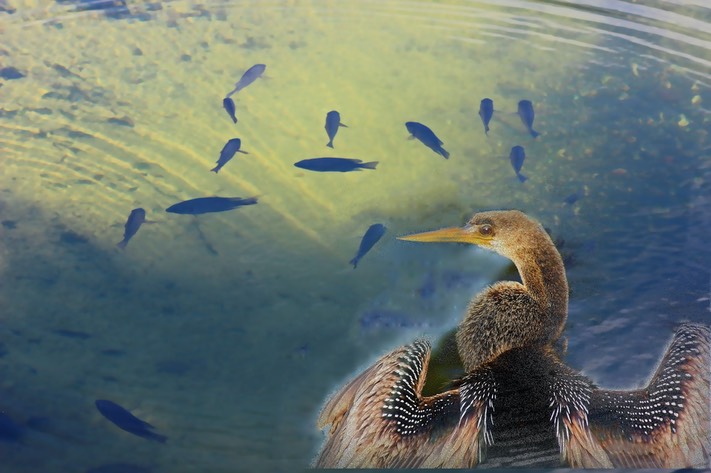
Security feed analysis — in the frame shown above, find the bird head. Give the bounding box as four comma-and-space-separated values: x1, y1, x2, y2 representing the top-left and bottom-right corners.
397, 210, 545, 261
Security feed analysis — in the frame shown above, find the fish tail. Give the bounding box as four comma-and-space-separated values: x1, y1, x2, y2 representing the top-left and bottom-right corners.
485, 125, 490, 135
359, 161, 379, 170
210, 165, 220, 173
349, 257, 358, 269
231, 116, 238, 124
232, 196, 259, 205
326, 141, 334, 148
530, 129, 540, 138
517, 173, 528, 183
440, 148, 450, 159
149, 432, 168, 443
116, 240, 127, 249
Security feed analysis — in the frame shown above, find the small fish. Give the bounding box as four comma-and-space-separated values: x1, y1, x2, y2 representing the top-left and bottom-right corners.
324, 110, 347, 148
229, 64, 266, 95
294, 157, 377, 173
165, 196, 258, 215
222, 97, 237, 124
517, 99, 540, 138
405, 121, 449, 159
350, 223, 386, 269
117, 208, 146, 249
478, 98, 494, 135
564, 191, 581, 205
509, 145, 528, 182
211, 138, 248, 173
95, 399, 167, 443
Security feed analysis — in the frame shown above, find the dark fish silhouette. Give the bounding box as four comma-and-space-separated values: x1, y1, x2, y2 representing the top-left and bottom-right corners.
294, 158, 378, 173
405, 121, 449, 159
95, 399, 167, 443
509, 145, 528, 182
211, 138, 248, 173
517, 99, 540, 138
325, 110, 347, 148
165, 196, 258, 215
350, 223, 386, 269
222, 97, 237, 124
478, 98, 494, 135
117, 208, 146, 249
564, 191, 581, 205
228, 64, 266, 95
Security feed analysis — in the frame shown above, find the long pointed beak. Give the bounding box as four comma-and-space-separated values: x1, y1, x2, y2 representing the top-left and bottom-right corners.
398, 226, 489, 245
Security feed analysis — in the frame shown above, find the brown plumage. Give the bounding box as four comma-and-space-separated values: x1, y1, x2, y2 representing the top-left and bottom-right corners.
314, 210, 710, 468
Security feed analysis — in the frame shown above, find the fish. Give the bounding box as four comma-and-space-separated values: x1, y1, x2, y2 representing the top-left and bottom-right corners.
478, 98, 494, 135
211, 138, 248, 173
165, 196, 258, 215
229, 64, 266, 95
222, 97, 237, 124
517, 99, 540, 138
95, 399, 167, 443
350, 223, 386, 269
324, 110, 347, 148
294, 158, 378, 173
509, 145, 528, 182
405, 121, 449, 159
117, 208, 147, 249
564, 191, 581, 205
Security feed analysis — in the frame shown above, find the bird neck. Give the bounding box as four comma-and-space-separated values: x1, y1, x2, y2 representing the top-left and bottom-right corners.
510, 237, 568, 339
456, 235, 569, 372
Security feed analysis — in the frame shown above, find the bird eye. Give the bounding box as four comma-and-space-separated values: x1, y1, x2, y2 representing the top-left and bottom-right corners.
479, 224, 493, 236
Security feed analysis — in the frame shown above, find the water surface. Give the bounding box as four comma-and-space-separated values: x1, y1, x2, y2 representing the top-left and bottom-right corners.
0, 0, 709, 471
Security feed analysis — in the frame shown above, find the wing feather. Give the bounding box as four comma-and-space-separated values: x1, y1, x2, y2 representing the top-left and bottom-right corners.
314, 340, 491, 468
574, 323, 710, 468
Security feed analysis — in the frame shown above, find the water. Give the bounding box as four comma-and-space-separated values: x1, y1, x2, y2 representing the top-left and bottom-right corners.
0, 0, 709, 471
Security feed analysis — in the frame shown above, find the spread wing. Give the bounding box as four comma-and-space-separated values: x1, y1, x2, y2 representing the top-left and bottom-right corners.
569, 323, 710, 468
314, 340, 494, 468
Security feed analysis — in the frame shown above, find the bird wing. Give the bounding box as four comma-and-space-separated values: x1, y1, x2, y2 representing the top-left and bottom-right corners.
568, 323, 710, 468
314, 340, 493, 468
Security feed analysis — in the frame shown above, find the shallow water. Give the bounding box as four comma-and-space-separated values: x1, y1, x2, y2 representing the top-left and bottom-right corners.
0, 0, 709, 471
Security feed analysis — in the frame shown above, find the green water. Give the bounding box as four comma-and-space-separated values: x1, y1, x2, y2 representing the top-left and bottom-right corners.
0, 0, 709, 471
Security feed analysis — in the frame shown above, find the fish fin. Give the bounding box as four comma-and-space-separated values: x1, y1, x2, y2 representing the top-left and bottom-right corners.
407, 135, 415, 140
359, 161, 378, 170
326, 141, 334, 148
530, 129, 540, 138
439, 148, 450, 159
339, 122, 347, 128
237, 150, 249, 154
116, 240, 127, 249
517, 173, 528, 183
